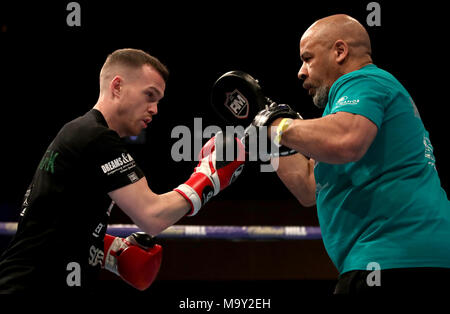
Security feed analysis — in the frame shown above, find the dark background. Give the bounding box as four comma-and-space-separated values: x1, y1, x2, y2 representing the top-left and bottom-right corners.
0, 0, 448, 304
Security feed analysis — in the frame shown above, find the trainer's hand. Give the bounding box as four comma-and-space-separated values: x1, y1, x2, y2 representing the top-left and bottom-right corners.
210, 70, 302, 160
174, 131, 245, 216
243, 102, 302, 159
103, 232, 162, 291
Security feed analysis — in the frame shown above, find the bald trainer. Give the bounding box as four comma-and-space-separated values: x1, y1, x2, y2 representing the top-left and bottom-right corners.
268, 15, 450, 294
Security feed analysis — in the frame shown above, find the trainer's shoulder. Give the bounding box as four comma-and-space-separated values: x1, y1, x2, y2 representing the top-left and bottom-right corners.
336, 64, 400, 94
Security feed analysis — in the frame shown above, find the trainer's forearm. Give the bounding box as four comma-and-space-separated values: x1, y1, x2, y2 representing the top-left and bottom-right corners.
280, 115, 356, 164
272, 153, 316, 207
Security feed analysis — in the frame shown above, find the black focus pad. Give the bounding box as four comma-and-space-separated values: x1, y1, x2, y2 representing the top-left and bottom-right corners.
211, 71, 270, 126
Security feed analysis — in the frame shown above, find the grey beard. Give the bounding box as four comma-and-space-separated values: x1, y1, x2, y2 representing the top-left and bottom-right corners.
313, 85, 330, 109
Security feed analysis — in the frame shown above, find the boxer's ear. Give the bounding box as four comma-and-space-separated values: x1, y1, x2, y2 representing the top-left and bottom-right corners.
110, 76, 123, 98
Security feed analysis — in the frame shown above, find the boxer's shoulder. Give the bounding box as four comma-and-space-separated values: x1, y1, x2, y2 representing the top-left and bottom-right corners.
65, 109, 110, 135
54, 109, 120, 153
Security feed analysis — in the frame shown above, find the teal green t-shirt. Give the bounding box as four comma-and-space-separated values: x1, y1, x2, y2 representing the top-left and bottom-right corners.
314, 64, 450, 274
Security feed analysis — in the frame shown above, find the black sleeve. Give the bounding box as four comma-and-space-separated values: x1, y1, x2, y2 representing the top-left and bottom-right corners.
87, 129, 145, 193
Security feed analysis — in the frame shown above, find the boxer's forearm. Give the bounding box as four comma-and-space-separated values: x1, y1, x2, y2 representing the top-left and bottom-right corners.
272, 154, 316, 207
142, 191, 191, 236
110, 178, 190, 237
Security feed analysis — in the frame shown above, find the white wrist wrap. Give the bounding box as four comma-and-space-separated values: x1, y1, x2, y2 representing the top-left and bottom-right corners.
174, 184, 202, 216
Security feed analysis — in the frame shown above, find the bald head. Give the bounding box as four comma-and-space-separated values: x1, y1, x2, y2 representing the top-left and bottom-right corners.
302, 14, 372, 62
298, 15, 373, 108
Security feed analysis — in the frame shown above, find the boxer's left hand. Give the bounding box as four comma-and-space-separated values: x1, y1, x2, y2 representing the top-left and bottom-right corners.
103, 232, 162, 291
174, 131, 245, 216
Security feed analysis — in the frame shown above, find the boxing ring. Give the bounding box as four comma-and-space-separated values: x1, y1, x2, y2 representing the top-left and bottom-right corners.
0, 221, 335, 295
0, 222, 321, 240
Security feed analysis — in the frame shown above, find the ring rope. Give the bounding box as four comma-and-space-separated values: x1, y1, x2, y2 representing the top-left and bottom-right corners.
0, 222, 321, 240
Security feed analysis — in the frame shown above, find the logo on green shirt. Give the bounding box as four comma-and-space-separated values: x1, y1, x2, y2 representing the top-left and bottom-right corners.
336, 96, 360, 108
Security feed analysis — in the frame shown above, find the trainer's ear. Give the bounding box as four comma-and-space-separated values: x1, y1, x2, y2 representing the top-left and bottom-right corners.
334, 40, 349, 64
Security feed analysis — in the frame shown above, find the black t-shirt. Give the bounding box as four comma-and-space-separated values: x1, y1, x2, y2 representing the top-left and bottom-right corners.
0, 109, 144, 293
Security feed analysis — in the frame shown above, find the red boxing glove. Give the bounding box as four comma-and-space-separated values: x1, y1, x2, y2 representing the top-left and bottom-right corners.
103, 232, 162, 291
174, 131, 245, 216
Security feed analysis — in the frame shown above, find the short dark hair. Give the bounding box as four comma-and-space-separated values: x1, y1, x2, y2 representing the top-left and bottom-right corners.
101, 48, 169, 83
